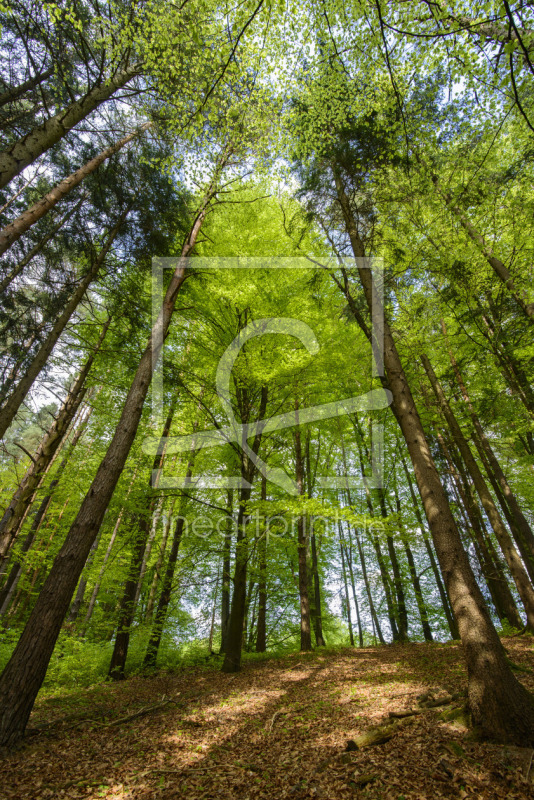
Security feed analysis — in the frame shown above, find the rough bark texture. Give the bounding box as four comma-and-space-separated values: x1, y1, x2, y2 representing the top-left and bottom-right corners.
0, 319, 109, 562
422, 354, 534, 631
255, 479, 267, 653
0, 197, 210, 747
0, 123, 150, 257
399, 451, 459, 639
294, 404, 312, 651
222, 386, 268, 673
0, 194, 87, 294
0, 65, 140, 189
334, 167, 534, 745
0, 210, 128, 439
219, 490, 233, 654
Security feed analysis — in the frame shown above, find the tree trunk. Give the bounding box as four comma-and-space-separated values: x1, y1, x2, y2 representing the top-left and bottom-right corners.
310, 531, 326, 646
333, 166, 534, 745
222, 385, 269, 673
399, 450, 460, 639
0, 318, 110, 562
0, 189, 213, 746
67, 530, 102, 624
442, 319, 534, 574
352, 524, 385, 644
108, 397, 179, 679
0, 211, 128, 439
432, 176, 533, 319
0, 404, 91, 617
344, 538, 363, 646
145, 497, 176, 622
142, 506, 187, 669
0, 64, 140, 189
339, 522, 354, 646
255, 478, 267, 652
0, 124, 150, 257
421, 354, 534, 630
294, 401, 312, 651
0, 67, 54, 108
220, 490, 234, 654
440, 433, 524, 630
0, 193, 87, 294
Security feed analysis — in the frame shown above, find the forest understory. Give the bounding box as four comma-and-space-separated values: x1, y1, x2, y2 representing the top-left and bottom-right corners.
2, 639, 534, 800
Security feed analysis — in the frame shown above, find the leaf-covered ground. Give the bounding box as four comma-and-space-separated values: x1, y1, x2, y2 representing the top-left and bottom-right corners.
2, 638, 534, 800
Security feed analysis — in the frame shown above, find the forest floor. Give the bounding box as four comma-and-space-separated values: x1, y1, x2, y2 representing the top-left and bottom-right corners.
2, 638, 534, 800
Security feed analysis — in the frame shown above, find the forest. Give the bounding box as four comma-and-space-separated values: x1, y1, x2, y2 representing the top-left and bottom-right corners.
0, 0, 534, 797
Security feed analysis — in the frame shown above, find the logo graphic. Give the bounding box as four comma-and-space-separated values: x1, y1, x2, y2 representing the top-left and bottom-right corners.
144, 258, 391, 491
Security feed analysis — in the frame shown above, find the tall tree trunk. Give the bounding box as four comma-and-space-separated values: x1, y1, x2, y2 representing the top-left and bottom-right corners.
421, 354, 534, 630
344, 538, 363, 646
439, 433, 524, 630
0, 124, 150, 257
432, 176, 533, 319
0, 318, 110, 562
0, 211, 128, 439
145, 497, 176, 622
442, 319, 534, 574
0, 64, 140, 189
108, 397, 178, 679
333, 166, 534, 745
339, 522, 354, 646
220, 490, 234, 654
294, 400, 312, 651
0, 193, 87, 294
255, 478, 267, 653
67, 530, 102, 624
142, 511, 186, 669
352, 523, 385, 644
399, 451, 459, 639
0, 187, 214, 746
0, 406, 92, 617
310, 530, 326, 646
0, 67, 54, 108
222, 385, 269, 673
143, 438, 197, 670
349, 430, 399, 639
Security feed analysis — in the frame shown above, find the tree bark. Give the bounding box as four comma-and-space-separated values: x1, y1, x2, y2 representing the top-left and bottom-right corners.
222, 385, 269, 673
0, 210, 129, 439
255, 478, 267, 652
399, 450, 459, 639
142, 435, 197, 670
0, 406, 91, 617
219, 490, 233, 654
0, 64, 141, 189
439, 432, 524, 630
432, 176, 533, 319
344, 538, 364, 646
0, 123, 151, 257
0, 187, 213, 746
333, 166, 534, 745
0, 67, 54, 108
0, 318, 110, 562
294, 400, 312, 651
108, 397, 179, 679
421, 354, 534, 630
0, 193, 87, 294
339, 522, 354, 646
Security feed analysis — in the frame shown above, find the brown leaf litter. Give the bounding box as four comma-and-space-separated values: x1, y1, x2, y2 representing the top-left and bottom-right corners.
1, 637, 533, 800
